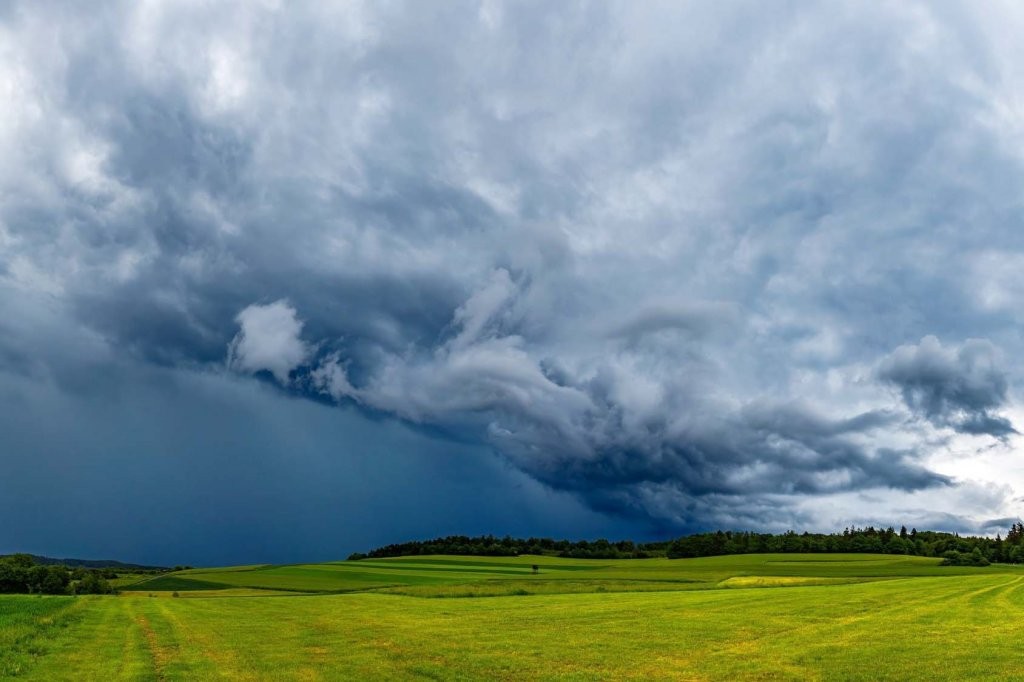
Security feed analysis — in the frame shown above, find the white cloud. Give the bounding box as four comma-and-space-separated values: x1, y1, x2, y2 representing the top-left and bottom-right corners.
228, 301, 309, 383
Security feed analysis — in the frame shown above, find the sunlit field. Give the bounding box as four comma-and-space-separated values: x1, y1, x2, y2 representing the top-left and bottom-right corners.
4, 554, 1024, 680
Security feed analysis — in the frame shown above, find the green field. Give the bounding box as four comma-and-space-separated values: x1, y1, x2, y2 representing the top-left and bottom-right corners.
3, 554, 1024, 680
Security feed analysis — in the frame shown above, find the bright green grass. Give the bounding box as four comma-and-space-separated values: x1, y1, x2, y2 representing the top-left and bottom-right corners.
128, 556, 613, 593
125, 553, 1007, 595
119, 588, 299, 598
120, 576, 236, 592
374, 578, 709, 598
0, 596, 83, 677
6, 554, 1024, 680
107, 574, 155, 589
5, 571, 1024, 680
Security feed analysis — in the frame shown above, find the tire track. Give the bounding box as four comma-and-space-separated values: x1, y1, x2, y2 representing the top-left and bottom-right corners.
134, 613, 171, 681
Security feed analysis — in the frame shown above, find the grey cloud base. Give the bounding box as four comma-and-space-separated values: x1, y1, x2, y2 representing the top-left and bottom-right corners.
2, 0, 1024, 560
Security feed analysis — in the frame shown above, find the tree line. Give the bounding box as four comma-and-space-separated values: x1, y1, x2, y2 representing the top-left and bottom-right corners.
664, 525, 1024, 565
348, 535, 671, 560
0, 554, 117, 594
349, 523, 1024, 564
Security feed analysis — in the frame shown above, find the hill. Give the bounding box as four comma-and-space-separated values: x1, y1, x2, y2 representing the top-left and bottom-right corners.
0, 554, 167, 571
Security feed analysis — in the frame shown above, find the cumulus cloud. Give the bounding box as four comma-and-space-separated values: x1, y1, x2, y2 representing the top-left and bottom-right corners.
228, 301, 309, 383
4, 1, 1024, 534
878, 336, 1017, 438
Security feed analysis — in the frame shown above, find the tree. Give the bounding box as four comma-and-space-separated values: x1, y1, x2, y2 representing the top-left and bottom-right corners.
42, 566, 70, 594
0, 562, 28, 593
28, 565, 70, 594
5, 554, 35, 568
75, 572, 112, 595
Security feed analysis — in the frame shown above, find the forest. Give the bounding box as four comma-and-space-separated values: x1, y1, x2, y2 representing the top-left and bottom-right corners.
0, 554, 118, 595
349, 522, 1024, 565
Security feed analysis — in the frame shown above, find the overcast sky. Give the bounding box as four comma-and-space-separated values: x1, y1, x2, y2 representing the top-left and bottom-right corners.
3, 1, 1024, 566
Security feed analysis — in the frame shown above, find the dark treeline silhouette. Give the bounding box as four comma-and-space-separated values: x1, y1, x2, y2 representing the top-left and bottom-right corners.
348, 535, 670, 560
0, 554, 167, 571
665, 525, 1024, 565
349, 523, 1024, 564
0, 553, 137, 594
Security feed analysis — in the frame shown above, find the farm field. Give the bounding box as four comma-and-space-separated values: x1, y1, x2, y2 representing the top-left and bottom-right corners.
3, 554, 1024, 680
123, 552, 1012, 595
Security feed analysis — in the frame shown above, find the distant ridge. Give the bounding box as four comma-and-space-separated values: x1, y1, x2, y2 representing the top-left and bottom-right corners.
0, 554, 167, 571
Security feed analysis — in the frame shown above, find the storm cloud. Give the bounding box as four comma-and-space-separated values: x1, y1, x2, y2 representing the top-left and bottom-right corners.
3, 1, 1024, 560
879, 336, 1017, 438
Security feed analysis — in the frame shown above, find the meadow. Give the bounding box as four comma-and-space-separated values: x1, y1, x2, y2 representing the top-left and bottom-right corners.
3, 554, 1024, 680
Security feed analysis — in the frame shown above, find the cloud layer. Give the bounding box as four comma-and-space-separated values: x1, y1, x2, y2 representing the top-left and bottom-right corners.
3, 0, 1024, 551
879, 336, 1017, 438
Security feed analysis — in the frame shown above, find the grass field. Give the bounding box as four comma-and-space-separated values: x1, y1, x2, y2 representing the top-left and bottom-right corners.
4, 554, 1024, 680
120, 553, 1010, 595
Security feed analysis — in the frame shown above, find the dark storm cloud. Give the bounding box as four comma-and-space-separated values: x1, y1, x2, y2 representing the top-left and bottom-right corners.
0, 360, 636, 565
290, 282, 953, 526
2, 0, 1024, 545
878, 336, 1017, 438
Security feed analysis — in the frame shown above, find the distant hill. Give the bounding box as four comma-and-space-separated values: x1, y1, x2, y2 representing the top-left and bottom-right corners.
0, 554, 167, 571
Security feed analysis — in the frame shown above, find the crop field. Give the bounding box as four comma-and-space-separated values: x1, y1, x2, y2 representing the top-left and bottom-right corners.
3, 554, 1024, 680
